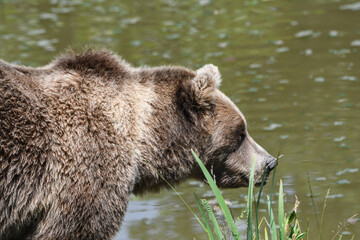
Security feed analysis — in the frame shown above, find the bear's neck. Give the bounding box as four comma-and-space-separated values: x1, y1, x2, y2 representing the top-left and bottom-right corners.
129, 87, 209, 195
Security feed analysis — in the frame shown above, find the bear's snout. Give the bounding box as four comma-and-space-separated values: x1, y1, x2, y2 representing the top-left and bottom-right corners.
254, 156, 277, 187
266, 157, 277, 173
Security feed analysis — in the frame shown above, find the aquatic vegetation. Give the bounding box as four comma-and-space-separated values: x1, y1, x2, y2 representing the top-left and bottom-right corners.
191, 151, 306, 240
190, 151, 355, 240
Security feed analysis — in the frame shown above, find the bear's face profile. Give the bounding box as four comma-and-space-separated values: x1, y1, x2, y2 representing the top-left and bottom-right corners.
186, 64, 276, 188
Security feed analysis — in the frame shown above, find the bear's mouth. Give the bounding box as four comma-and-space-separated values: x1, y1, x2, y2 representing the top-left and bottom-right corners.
253, 157, 278, 187
253, 167, 272, 187
254, 177, 269, 187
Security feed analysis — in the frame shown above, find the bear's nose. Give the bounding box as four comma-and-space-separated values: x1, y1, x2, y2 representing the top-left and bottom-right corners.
266, 157, 277, 172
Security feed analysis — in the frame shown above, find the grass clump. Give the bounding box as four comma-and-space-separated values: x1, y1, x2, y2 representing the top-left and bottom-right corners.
191, 150, 305, 240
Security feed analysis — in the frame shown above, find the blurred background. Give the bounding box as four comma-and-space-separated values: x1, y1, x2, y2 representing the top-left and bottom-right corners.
0, 0, 359, 239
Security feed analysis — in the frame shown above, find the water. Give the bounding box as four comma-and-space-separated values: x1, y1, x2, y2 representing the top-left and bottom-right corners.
1, 0, 359, 239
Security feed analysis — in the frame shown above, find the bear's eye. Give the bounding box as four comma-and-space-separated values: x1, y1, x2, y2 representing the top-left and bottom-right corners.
239, 133, 246, 146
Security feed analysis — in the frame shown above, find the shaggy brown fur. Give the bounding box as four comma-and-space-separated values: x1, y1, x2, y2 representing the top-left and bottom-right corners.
0, 49, 275, 240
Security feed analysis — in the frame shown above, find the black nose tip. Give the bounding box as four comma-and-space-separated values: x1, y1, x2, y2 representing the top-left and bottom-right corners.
267, 157, 277, 172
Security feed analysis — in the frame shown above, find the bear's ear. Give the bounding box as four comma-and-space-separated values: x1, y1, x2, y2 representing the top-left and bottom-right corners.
195, 64, 222, 89
178, 64, 221, 119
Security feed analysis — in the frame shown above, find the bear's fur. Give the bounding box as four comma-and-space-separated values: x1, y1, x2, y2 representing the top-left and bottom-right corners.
0, 49, 276, 240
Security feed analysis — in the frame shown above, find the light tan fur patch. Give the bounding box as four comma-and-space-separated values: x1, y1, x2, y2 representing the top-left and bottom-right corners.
42, 71, 81, 94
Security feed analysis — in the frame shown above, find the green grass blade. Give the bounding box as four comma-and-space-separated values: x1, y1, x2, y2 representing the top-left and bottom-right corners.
296, 233, 306, 239
247, 158, 256, 240
286, 210, 296, 226
293, 219, 299, 234
194, 193, 215, 240
191, 150, 241, 240
318, 188, 330, 240
264, 228, 269, 240
255, 165, 268, 240
278, 179, 285, 240
267, 195, 277, 240
268, 155, 278, 237
202, 199, 223, 240
285, 210, 296, 234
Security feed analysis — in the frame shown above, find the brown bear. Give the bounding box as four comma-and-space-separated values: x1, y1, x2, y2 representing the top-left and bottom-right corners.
0, 49, 276, 240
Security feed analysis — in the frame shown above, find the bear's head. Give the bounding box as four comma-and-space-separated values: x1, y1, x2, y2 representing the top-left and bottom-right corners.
182, 64, 277, 188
